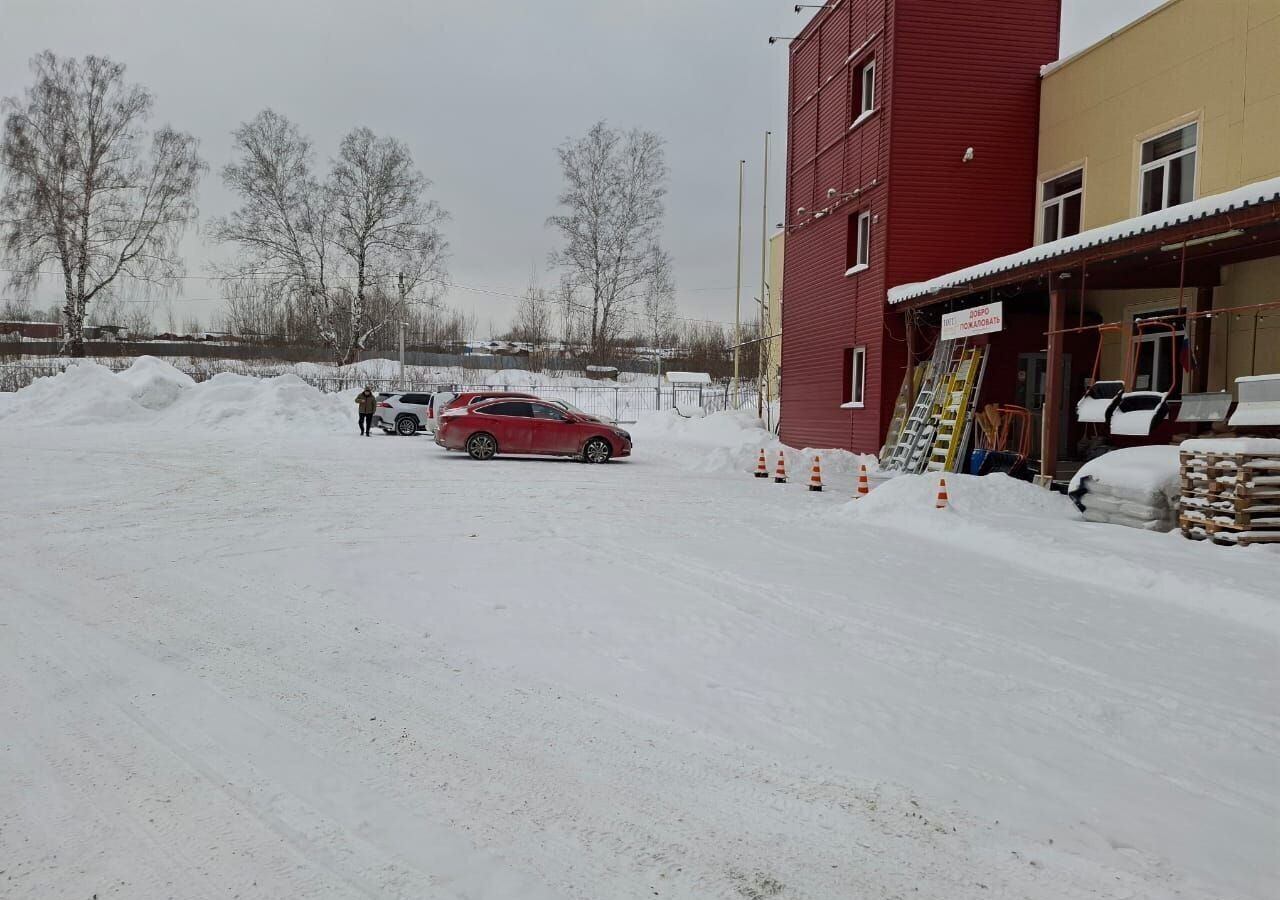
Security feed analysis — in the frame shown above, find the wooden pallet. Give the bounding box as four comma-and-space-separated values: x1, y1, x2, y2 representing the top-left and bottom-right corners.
1172, 486, 1280, 506
1179, 449, 1280, 546
1180, 520, 1280, 547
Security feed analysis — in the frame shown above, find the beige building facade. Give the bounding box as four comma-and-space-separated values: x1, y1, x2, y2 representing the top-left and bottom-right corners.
1036, 0, 1280, 393
765, 231, 784, 410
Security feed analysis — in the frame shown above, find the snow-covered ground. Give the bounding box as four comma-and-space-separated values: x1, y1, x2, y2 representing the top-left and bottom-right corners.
1, 361, 1276, 899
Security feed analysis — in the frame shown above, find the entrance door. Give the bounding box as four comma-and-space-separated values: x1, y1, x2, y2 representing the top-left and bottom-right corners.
1016, 352, 1072, 459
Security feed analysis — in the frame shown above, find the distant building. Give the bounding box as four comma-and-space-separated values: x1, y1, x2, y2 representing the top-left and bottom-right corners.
0, 321, 61, 340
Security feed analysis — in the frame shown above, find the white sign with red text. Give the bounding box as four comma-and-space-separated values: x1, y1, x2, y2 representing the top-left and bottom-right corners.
941, 302, 1003, 341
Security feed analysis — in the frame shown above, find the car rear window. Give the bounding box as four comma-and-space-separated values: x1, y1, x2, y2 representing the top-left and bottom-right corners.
480, 401, 534, 417
401, 393, 432, 405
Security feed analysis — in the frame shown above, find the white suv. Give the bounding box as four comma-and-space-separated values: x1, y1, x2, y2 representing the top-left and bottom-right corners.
374, 392, 436, 436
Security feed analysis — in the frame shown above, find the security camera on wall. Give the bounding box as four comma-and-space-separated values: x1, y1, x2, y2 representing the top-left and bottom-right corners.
797, 207, 806, 215
827, 187, 838, 198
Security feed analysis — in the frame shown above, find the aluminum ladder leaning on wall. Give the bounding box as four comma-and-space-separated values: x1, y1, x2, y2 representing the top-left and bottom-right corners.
884, 338, 963, 474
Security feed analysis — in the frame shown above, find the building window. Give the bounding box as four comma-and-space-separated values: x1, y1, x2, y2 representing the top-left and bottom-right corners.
1139, 123, 1197, 215
846, 211, 871, 274
843, 347, 867, 407
1041, 169, 1083, 242
855, 59, 875, 122
1131, 309, 1186, 394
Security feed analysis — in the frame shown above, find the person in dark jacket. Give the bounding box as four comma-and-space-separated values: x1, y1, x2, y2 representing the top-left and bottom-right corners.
355, 387, 377, 436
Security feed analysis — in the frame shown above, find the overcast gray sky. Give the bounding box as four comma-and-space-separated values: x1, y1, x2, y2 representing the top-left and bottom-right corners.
1, 0, 1166, 334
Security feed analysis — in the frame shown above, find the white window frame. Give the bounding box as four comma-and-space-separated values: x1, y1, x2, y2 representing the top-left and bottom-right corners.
842, 346, 867, 408
1131, 308, 1186, 393
1040, 167, 1084, 243
846, 211, 871, 276
1139, 123, 1198, 215
853, 59, 876, 125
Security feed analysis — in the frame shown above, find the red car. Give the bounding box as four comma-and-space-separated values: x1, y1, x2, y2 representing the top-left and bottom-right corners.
435, 397, 632, 463
428, 390, 538, 432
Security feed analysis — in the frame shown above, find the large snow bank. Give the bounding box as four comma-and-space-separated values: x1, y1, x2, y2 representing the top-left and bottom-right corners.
1068, 445, 1182, 531
630, 409, 877, 476
844, 471, 1075, 521
0, 358, 350, 435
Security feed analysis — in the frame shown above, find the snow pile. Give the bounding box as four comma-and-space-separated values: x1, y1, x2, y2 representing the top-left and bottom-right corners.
844, 471, 1075, 521
0, 358, 351, 435
159, 372, 351, 433
0, 359, 154, 425
1068, 445, 1182, 531
115, 355, 197, 410
631, 409, 876, 476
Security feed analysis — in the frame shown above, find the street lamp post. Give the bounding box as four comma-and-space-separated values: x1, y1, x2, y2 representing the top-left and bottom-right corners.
758, 131, 770, 419
733, 159, 745, 404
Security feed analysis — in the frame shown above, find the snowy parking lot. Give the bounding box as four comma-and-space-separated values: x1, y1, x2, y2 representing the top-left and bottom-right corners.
1, 362, 1277, 900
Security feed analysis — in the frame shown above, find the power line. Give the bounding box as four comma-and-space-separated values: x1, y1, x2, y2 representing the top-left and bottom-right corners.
1, 267, 740, 328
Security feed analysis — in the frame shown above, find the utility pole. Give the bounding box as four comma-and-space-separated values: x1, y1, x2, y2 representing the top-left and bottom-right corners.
733, 159, 745, 403
758, 132, 770, 419
397, 272, 407, 389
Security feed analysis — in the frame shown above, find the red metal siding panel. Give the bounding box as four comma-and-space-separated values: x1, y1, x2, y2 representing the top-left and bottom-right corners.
887, 0, 1061, 288
820, 7, 850, 77
782, 0, 894, 453
782, 0, 1060, 453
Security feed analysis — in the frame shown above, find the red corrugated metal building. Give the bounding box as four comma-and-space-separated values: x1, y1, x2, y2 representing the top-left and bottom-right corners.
780, 0, 1061, 452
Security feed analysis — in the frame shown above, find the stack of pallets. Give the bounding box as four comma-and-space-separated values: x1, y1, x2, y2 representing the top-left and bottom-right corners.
1179, 446, 1280, 547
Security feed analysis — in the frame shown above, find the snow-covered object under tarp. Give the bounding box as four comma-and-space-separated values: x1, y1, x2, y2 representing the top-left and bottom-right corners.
1068, 445, 1182, 532
1109, 391, 1169, 436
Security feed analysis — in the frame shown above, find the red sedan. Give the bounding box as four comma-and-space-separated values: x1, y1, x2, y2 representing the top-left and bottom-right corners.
435, 398, 632, 463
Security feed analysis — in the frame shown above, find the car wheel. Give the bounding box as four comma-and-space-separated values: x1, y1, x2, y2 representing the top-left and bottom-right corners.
583, 437, 612, 464
467, 432, 498, 460
396, 415, 419, 436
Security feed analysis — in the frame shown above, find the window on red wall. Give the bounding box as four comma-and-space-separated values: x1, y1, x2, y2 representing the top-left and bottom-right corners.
846, 210, 871, 274
854, 59, 875, 123
841, 346, 866, 407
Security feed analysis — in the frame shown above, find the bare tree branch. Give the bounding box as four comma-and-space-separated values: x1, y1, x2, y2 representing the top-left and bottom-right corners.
212, 112, 449, 366
1, 52, 205, 356
548, 120, 672, 362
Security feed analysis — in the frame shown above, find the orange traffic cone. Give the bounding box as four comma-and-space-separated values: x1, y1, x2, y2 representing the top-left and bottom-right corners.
774, 451, 788, 484
808, 456, 824, 492
855, 463, 870, 498
936, 477, 950, 510
754, 448, 769, 478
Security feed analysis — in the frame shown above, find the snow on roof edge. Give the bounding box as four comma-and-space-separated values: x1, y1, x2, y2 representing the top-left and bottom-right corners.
888, 176, 1280, 306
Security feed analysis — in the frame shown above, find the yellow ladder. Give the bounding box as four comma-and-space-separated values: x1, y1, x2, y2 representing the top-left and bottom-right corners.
926, 347, 985, 473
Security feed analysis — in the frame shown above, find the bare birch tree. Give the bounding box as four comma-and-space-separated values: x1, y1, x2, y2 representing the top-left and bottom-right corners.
507, 284, 554, 345
0, 52, 205, 356
640, 260, 677, 350
548, 121, 672, 362
212, 110, 448, 366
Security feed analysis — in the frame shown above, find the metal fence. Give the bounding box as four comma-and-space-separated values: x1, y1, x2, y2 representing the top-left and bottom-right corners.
1, 340, 660, 374
0, 360, 760, 421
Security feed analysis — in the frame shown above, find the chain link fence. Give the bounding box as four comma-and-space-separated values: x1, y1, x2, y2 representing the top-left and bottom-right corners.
0, 360, 760, 422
